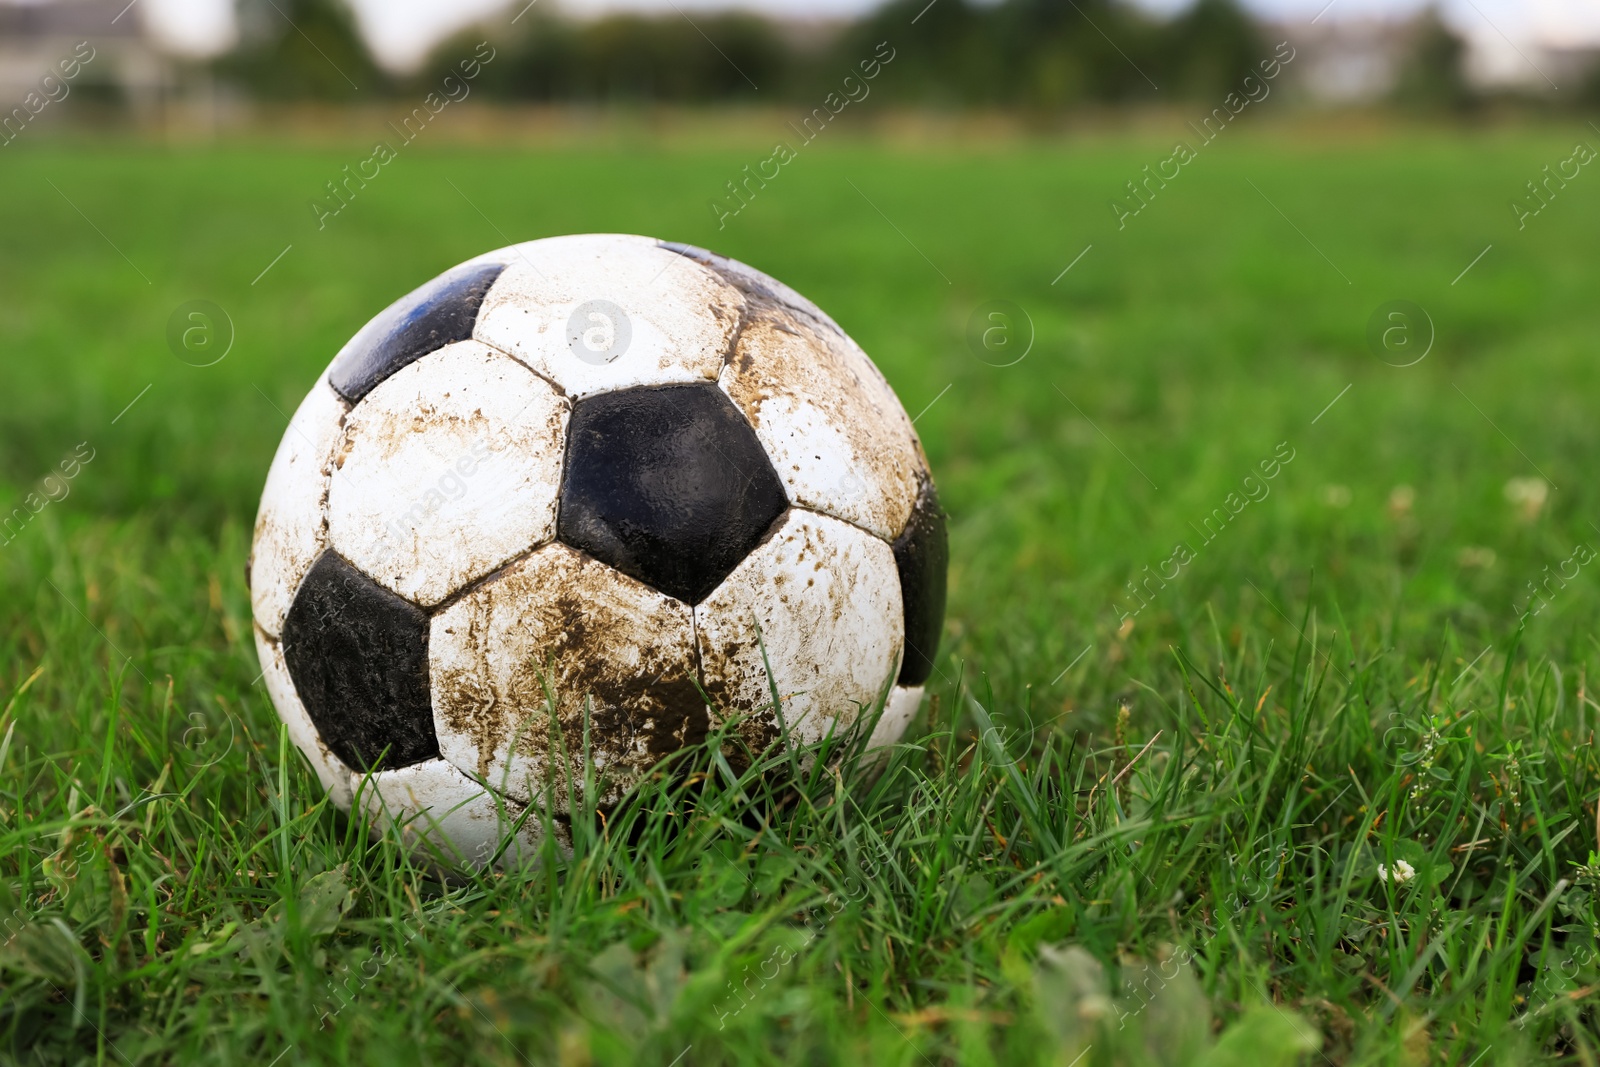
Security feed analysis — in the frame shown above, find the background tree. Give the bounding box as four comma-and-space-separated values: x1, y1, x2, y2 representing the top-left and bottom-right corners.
218, 0, 386, 100
1391, 6, 1474, 113
1160, 0, 1264, 99
247, 0, 1286, 109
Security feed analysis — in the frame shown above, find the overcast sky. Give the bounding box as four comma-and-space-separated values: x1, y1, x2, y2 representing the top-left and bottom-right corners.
136, 0, 1600, 83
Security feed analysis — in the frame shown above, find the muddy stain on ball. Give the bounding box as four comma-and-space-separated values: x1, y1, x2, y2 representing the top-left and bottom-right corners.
431, 545, 706, 806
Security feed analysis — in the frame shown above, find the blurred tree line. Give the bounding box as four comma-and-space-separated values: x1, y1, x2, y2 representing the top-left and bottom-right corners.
217, 0, 1582, 113
219, 0, 1270, 107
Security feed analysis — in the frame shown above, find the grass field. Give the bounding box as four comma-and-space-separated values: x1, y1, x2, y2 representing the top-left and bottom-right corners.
3, 118, 1600, 1064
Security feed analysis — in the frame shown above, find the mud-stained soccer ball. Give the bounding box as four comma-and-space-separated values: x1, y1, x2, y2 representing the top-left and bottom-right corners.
248, 234, 946, 868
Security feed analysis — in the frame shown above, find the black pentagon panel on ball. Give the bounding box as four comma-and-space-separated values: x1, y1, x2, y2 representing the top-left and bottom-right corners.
558, 383, 788, 604
327, 261, 506, 403
893, 478, 948, 686
281, 550, 438, 771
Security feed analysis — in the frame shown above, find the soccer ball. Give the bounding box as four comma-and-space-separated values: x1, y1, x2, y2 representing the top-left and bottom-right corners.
248, 234, 946, 867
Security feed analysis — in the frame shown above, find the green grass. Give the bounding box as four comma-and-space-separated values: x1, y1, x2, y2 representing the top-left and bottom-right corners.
3, 118, 1600, 1064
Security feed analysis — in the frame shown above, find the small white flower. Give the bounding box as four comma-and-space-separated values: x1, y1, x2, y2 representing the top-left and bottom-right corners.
1504, 477, 1549, 523
1378, 859, 1416, 885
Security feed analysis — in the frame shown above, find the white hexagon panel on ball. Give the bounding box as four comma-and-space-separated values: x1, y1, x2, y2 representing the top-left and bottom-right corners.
326, 340, 569, 608
695, 509, 905, 751
720, 306, 922, 543
473, 234, 745, 400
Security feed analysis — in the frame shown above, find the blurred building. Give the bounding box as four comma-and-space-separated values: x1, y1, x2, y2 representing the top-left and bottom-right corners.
0, 0, 175, 120
1542, 43, 1600, 90
1265, 18, 1409, 103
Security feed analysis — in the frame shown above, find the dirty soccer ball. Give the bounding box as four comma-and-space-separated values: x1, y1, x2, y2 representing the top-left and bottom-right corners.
248, 234, 946, 867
